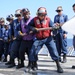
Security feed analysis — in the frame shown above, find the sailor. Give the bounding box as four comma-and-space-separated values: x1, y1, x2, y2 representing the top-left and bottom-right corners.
72, 3, 75, 69
54, 6, 68, 63
0, 17, 5, 61
3, 24, 9, 62
7, 9, 22, 68
5, 14, 14, 65
26, 7, 63, 73
16, 8, 35, 69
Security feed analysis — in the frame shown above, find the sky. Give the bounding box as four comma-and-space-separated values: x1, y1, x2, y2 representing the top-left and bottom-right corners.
0, 0, 75, 38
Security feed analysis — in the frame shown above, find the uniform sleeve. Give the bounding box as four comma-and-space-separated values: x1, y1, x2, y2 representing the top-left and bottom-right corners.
54, 15, 57, 23
27, 18, 38, 33
16, 24, 22, 32
65, 15, 68, 22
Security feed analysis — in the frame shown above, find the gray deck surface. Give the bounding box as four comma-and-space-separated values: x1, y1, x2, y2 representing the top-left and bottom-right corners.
0, 55, 75, 75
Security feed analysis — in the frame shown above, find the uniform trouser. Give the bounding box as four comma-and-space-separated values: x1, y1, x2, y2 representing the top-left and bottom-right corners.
73, 36, 75, 50
54, 33, 67, 56
10, 40, 21, 59
0, 40, 4, 58
29, 36, 59, 62
8, 41, 13, 55
4, 42, 9, 57
19, 40, 34, 61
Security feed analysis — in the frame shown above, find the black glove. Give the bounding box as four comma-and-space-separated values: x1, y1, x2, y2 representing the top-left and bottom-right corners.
31, 27, 38, 33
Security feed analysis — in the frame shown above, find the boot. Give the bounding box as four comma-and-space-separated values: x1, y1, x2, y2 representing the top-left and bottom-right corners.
5, 58, 12, 65
72, 65, 75, 69
32, 61, 38, 71
3, 57, 7, 62
62, 54, 67, 63
7, 59, 15, 68
16, 60, 24, 69
59, 56, 61, 62
55, 60, 63, 73
25, 61, 34, 72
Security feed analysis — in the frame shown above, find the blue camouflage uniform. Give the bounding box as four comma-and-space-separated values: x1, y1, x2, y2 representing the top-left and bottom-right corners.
3, 28, 9, 58
8, 22, 14, 54
10, 19, 22, 59
0, 25, 5, 59
54, 14, 68, 58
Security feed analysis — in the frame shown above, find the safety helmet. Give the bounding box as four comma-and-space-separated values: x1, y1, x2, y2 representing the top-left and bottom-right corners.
37, 7, 47, 15
21, 8, 30, 14
0, 17, 5, 22
4, 23, 9, 29
15, 9, 21, 17
6, 14, 14, 21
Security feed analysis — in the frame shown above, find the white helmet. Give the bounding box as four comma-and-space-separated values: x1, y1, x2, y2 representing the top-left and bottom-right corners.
15, 9, 21, 16
37, 7, 47, 15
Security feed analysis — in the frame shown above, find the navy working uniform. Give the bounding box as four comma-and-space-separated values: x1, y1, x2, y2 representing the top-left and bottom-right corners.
10, 19, 22, 60
0, 24, 5, 60
3, 25, 9, 61
8, 22, 14, 55
7, 19, 22, 68
54, 14, 68, 62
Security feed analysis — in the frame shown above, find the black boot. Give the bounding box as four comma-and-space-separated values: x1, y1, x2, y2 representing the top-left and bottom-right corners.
5, 58, 12, 65
62, 54, 67, 63
7, 59, 15, 68
3, 57, 7, 62
32, 61, 38, 71
16, 60, 24, 69
59, 56, 61, 62
55, 60, 63, 73
72, 65, 75, 69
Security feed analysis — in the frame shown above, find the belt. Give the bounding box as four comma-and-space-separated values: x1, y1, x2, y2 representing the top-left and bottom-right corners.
37, 37, 48, 40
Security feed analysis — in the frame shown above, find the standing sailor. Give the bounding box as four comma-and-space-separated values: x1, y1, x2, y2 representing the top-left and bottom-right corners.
7, 9, 22, 68
17, 8, 35, 69
5, 14, 14, 65
26, 7, 63, 73
54, 6, 68, 63
0, 17, 5, 61
3, 24, 9, 62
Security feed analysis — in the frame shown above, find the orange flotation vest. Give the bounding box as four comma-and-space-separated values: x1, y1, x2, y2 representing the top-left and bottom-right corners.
34, 17, 51, 39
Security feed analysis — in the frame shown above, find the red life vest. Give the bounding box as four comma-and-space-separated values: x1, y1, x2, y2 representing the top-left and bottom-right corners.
34, 17, 51, 39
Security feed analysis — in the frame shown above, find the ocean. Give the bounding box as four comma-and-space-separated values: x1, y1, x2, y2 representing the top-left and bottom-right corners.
67, 39, 73, 47
39, 39, 74, 56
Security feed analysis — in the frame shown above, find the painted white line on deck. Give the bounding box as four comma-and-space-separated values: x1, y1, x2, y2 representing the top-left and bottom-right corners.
0, 69, 15, 71
0, 73, 4, 75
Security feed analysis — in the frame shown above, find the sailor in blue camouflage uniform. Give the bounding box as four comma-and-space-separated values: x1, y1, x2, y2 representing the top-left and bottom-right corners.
54, 6, 68, 63
0, 17, 5, 61
7, 9, 22, 68
3, 24, 9, 62
5, 14, 14, 65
